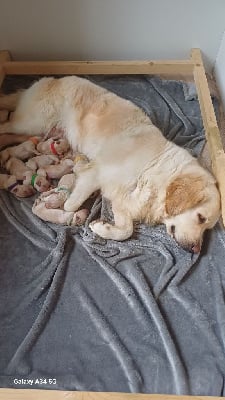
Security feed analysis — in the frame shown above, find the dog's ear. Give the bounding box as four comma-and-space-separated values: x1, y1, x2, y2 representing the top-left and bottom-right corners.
165, 174, 206, 216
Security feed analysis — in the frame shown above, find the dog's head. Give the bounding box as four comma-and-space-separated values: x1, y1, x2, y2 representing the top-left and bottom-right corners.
164, 173, 221, 253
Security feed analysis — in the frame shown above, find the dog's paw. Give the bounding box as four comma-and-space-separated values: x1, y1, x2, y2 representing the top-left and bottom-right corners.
64, 198, 76, 212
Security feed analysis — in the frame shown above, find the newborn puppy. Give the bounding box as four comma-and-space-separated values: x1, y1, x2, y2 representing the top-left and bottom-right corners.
40, 173, 76, 208
37, 138, 70, 157
23, 170, 51, 193
32, 198, 89, 226
73, 153, 89, 172
5, 158, 50, 192
38, 158, 74, 179
0, 137, 40, 165
26, 154, 59, 171
5, 157, 32, 180
0, 173, 35, 197
47, 126, 65, 138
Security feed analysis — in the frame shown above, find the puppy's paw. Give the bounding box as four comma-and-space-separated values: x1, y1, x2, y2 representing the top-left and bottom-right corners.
89, 219, 112, 239
72, 209, 89, 226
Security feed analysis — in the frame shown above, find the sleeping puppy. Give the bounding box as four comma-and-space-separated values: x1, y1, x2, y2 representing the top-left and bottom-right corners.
0, 138, 40, 165
0, 173, 35, 198
37, 137, 70, 157
0, 76, 221, 252
5, 157, 50, 192
32, 197, 89, 226
37, 158, 74, 179
39, 173, 76, 208
26, 154, 59, 171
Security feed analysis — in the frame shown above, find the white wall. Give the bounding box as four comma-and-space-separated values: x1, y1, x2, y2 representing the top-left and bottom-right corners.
1, 0, 225, 69
214, 31, 225, 111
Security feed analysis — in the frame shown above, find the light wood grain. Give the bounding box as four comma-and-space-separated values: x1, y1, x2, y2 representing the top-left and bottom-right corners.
0, 389, 223, 400
0, 50, 11, 87
191, 48, 225, 225
3, 60, 194, 75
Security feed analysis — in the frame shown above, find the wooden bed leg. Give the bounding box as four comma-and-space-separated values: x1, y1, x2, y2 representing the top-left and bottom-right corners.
0, 50, 11, 88
0, 50, 28, 147
0, 50, 11, 122
191, 48, 225, 226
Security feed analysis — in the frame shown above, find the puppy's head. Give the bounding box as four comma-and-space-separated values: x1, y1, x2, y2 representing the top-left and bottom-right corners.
164, 173, 220, 253
34, 176, 51, 193
11, 184, 35, 198
53, 139, 70, 156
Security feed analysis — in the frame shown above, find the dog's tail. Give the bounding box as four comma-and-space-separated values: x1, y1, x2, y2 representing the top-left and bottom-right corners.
0, 90, 24, 111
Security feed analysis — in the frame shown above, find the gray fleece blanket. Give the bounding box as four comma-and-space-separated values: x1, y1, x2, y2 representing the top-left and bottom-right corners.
0, 75, 225, 396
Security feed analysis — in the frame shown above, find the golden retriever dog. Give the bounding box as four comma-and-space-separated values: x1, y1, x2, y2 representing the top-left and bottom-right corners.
0, 76, 221, 253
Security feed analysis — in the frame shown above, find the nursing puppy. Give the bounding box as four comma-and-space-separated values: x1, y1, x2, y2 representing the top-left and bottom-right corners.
32, 198, 89, 226
0, 138, 39, 165
37, 137, 70, 157
5, 158, 50, 192
0, 76, 221, 252
0, 173, 35, 197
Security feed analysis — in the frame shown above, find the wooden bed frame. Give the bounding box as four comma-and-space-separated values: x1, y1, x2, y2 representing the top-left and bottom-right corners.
0, 48, 224, 400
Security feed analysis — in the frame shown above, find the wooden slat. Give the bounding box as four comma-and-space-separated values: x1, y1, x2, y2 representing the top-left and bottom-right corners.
3, 60, 194, 75
0, 389, 223, 400
0, 50, 11, 87
0, 51, 11, 121
191, 48, 225, 225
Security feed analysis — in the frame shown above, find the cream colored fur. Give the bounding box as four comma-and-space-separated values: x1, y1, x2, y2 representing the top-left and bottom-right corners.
0, 76, 221, 252
0, 139, 39, 165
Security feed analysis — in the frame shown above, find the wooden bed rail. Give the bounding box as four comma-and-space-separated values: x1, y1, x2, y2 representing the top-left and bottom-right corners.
191, 49, 225, 224
0, 389, 223, 400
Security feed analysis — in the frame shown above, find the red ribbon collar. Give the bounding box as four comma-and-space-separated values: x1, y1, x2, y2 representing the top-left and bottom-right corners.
50, 141, 58, 155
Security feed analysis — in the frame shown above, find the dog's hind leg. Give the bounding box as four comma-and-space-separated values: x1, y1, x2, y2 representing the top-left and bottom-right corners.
0, 91, 33, 135
0, 133, 30, 150
0, 119, 35, 135
0, 89, 56, 136
89, 201, 134, 241
0, 105, 47, 136
0, 91, 23, 111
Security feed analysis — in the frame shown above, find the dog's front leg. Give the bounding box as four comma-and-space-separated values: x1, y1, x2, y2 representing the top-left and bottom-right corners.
64, 166, 99, 212
89, 202, 133, 241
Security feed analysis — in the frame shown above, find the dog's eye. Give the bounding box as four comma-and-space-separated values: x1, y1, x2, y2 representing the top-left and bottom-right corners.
198, 213, 206, 224
170, 225, 175, 234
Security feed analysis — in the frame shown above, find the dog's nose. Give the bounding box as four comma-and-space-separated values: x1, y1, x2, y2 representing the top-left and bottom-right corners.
191, 243, 201, 254
178, 241, 201, 254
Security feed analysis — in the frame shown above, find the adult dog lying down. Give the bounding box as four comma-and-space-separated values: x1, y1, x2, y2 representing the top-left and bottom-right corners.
0, 76, 220, 252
